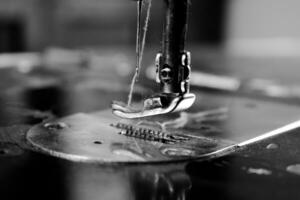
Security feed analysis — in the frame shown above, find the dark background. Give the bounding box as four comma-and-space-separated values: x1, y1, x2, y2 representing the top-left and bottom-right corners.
0, 0, 228, 52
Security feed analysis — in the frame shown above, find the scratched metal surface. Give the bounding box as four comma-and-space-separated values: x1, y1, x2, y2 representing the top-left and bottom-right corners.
27, 96, 300, 163
1, 48, 300, 199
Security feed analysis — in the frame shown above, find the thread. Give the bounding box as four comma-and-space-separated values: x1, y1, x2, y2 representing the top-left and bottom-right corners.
139, 0, 152, 69
127, 0, 152, 107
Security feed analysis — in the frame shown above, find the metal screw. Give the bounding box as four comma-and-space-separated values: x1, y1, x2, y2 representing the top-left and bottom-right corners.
44, 122, 68, 130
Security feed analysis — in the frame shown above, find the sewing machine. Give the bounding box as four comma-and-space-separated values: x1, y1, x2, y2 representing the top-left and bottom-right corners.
2, 1, 300, 200
24, 0, 300, 164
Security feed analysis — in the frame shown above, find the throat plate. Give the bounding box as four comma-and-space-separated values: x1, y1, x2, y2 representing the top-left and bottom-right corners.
27, 96, 300, 164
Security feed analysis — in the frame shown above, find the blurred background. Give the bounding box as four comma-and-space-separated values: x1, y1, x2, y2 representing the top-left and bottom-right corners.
1, 0, 300, 117
2, 2, 300, 200
1, 0, 300, 56
0, 0, 224, 52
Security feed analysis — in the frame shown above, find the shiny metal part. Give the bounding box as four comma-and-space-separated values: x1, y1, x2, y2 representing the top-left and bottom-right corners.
112, 93, 195, 119
111, 122, 191, 144
112, 0, 195, 119
112, 52, 195, 119
156, 51, 192, 94
27, 96, 300, 163
27, 110, 229, 163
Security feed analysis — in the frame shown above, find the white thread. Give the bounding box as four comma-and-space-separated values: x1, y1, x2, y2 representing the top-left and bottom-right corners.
127, 0, 152, 107
139, 0, 152, 68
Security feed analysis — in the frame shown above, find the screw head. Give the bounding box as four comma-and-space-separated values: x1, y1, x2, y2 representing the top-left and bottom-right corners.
44, 122, 68, 130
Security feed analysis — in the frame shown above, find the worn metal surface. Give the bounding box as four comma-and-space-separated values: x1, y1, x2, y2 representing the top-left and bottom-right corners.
27, 93, 300, 163
27, 111, 228, 163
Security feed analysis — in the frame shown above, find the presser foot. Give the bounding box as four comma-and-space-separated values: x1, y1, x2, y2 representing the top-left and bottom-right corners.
112, 93, 196, 119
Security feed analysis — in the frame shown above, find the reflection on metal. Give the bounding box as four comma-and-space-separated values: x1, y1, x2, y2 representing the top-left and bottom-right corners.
113, 0, 195, 119
246, 168, 272, 175
27, 110, 229, 163
111, 122, 192, 144
238, 120, 300, 147
159, 107, 228, 130
112, 89, 195, 118
160, 148, 196, 157
44, 122, 68, 130
266, 143, 279, 150
27, 96, 300, 163
286, 164, 300, 176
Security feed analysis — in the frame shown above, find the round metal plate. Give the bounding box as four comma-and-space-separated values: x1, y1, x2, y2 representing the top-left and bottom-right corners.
27, 97, 300, 164
26, 110, 232, 163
